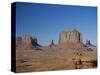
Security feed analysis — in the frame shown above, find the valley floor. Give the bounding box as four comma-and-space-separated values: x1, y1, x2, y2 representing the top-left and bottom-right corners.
16, 47, 97, 72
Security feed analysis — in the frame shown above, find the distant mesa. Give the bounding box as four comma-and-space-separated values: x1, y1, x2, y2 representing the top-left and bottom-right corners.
59, 29, 82, 44
85, 40, 96, 50
86, 40, 94, 46
16, 28, 96, 50
58, 29, 85, 49
16, 34, 40, 49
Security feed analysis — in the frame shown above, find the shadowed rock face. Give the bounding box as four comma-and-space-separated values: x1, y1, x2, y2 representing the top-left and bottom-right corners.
86, 40, 96, 47
16, 35, 40, 49
85, 40, 96, 50
49, 40, 55, 48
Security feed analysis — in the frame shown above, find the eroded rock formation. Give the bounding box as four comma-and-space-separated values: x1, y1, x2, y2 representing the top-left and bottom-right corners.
58, 29, 85, 48
22, 35, 34, 49
59, 29, 82, 44
85, 40, 96, 50
16, 35, 40, 49
49, 40, 55, 48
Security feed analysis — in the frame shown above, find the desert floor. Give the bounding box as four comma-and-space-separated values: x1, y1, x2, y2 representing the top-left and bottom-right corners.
16, 47, 97, 72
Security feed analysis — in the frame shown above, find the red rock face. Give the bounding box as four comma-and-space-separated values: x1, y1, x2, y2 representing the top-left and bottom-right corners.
57, 42, 86, 49
22, 35, 33, 49
58, 29, 85, 49
16, 35, 40, 49
59, 29, 82, 44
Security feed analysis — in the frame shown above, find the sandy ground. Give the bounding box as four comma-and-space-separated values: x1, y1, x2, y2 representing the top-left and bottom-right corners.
16, 47, 97, 72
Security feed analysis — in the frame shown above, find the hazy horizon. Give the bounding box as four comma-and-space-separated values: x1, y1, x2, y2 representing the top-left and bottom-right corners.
16, 2, 97, 46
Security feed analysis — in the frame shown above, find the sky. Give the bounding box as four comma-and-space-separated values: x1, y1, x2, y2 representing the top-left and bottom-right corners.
16, 2, 97, 46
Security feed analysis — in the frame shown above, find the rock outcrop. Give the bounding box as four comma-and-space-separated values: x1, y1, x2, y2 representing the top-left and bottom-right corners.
22, 35, 34, 49
49, 40, 55, 48
85, 40, 96, 50
16, 35, 40, 49
59, 29, 82, 44
58, 29, 85, 48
